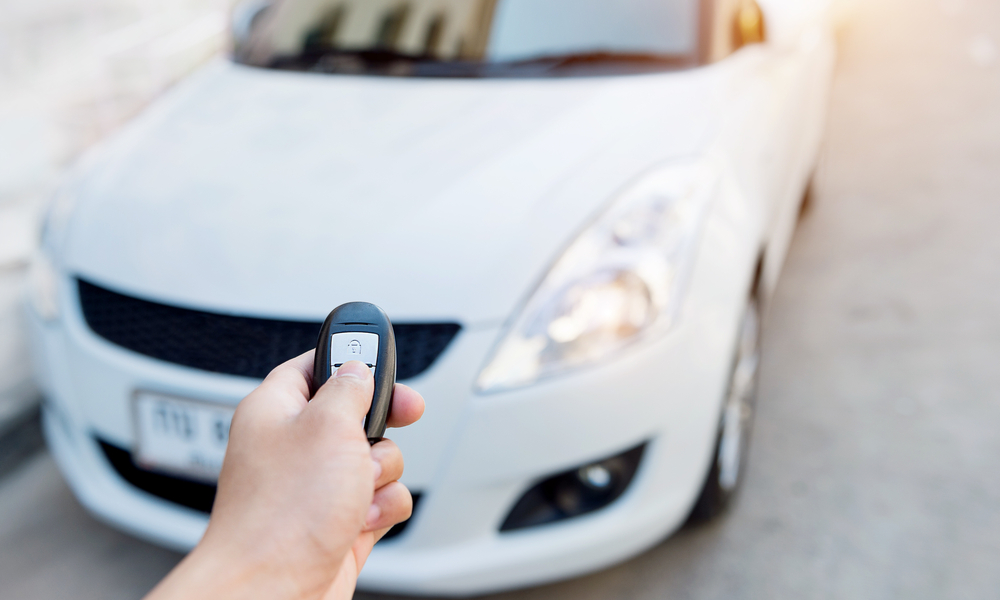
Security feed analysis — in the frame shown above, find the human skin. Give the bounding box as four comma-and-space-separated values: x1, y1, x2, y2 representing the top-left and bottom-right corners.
145, 351, 425, 600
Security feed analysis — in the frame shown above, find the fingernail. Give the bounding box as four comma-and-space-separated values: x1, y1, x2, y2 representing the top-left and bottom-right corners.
365, 503, 381, 529
335, 361, 369, 380
372, 459, 382, 482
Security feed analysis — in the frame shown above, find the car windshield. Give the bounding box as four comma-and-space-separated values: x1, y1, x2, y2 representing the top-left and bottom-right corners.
236, 0, 701, 77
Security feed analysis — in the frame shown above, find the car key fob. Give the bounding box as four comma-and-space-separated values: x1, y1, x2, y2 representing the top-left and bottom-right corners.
312, 302, 396, 444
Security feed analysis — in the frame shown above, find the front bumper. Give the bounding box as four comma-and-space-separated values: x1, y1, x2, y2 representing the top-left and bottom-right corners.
29, 278, 742, 596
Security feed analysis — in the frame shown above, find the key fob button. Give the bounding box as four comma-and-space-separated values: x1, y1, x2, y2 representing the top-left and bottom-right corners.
329, 332, 379, 368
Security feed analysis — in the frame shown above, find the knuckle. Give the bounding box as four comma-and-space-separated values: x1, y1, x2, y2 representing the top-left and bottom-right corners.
263, 362, 293, 383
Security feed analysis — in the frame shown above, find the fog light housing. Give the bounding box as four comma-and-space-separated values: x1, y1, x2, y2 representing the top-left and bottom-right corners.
500, 443, 646, 532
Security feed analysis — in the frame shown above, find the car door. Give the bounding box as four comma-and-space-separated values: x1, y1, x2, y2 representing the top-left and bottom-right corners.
752, 0, 835, 290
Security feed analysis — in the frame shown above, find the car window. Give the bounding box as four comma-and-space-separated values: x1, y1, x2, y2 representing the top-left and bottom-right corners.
236, 0, 702, 77
487, 0, 697, 61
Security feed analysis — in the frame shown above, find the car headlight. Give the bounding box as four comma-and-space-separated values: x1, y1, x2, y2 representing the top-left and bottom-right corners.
39, 188, 77, 253
29, 189, 76, 323
476, 160, 720, 393
28, 251, 60, 322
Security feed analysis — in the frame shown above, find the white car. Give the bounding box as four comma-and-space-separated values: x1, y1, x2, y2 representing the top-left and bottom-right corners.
27, 0, 835, 594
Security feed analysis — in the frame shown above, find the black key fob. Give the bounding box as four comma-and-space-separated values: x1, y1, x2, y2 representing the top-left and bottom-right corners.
312, 302, 397, 444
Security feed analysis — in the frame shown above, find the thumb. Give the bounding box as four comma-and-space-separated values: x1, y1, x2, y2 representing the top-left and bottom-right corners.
309, 361, 374, 424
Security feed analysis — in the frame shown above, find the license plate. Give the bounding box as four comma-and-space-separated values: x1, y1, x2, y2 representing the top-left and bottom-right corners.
133, 391, 236, 483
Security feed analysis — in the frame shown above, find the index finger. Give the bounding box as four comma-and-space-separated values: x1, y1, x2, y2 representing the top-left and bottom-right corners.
262, 349, 315, 394
244, 349, 316, 415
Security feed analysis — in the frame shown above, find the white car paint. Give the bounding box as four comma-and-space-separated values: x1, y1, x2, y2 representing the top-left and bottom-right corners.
28, 0, 836, 594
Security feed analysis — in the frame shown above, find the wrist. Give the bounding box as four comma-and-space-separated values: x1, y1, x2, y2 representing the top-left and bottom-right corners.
145, 535, 332, 600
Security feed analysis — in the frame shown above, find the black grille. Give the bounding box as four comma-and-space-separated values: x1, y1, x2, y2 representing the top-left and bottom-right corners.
78, 279, 460, 380
99, 439, 217, 512
97, 439, 420, 541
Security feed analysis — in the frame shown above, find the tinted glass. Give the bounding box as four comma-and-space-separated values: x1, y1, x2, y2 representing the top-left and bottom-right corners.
236, 0, 701, 77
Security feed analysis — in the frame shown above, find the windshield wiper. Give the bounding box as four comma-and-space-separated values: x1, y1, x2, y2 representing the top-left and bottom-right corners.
271, 48, 438, 72
315, 48, 432, 63
509, 51, 688, 72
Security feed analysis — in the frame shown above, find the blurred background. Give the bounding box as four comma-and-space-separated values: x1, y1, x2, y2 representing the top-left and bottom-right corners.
0, 0, 230, 442
1, 0, 999, 598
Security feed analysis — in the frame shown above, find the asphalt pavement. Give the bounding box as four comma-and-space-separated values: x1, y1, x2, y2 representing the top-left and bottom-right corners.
2, 0, 999, 598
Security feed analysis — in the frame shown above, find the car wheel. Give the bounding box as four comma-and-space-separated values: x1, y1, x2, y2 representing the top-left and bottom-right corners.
686, 294, 761, 524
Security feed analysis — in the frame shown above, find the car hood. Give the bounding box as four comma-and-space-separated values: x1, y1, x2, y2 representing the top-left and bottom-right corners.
64, 61, 719, 324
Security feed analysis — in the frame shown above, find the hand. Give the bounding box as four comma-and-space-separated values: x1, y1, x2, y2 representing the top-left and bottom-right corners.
145, 350, 425, 600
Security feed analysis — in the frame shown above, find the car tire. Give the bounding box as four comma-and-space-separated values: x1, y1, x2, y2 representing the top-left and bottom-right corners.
686, 293, 761, 524
798, 173, 816, 219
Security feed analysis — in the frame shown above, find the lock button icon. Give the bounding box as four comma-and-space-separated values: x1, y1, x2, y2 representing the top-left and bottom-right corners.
329, 332, 379, 369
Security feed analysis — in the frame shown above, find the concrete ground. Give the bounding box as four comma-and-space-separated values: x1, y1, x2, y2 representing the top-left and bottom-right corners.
2, 0, 999, 598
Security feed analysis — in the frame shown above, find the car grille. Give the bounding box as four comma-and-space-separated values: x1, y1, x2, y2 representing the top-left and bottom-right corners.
97, 439, 419, 541
77, 279, 460, 381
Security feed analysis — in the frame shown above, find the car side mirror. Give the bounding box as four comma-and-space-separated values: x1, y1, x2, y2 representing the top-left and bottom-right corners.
231, 0, 272, 54
734, 0, 767, 48
706, 0, 768, 63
